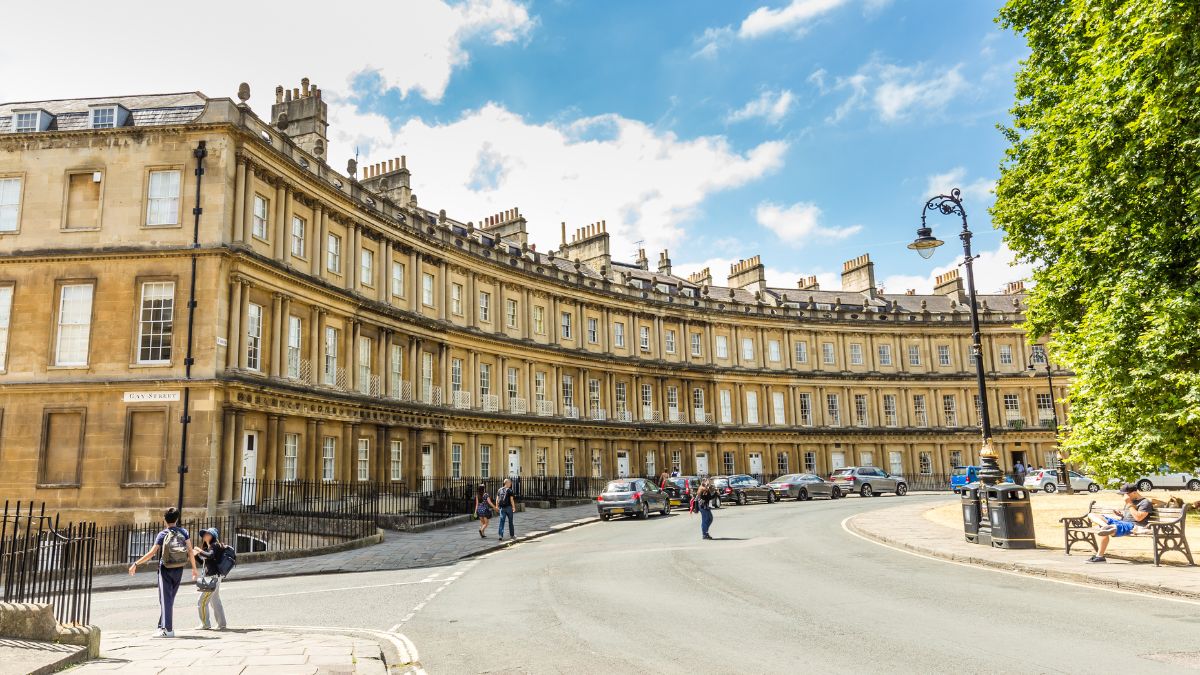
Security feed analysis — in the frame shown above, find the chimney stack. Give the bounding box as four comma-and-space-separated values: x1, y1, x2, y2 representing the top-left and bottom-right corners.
934, 269, 965, 301
727, 255, 766, 291
657, 249, 672, 276
687, 267, 712, 286
270, 77, 328, 159
797, 275, 820, 291
840, 253, 876, 296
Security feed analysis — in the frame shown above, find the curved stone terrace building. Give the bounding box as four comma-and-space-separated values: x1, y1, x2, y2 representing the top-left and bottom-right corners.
0, 80, 1063, 522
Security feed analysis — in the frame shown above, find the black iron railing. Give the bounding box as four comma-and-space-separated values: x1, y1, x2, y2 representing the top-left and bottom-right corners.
1, 501, 96, 625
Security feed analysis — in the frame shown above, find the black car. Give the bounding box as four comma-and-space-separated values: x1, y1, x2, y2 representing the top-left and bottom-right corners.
665, 476, 702, 504
711, 474, 778, 505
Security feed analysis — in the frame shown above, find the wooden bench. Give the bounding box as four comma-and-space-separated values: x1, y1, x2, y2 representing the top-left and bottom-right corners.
1060, 501, 1194, 566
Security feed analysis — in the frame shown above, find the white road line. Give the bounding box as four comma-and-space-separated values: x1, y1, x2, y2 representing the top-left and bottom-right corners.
839, 516, 1200, 607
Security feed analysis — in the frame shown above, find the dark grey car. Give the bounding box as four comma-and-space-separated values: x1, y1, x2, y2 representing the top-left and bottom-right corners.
596, 478, 672, 520
830, 466, 908, 497
766, 473, 841, 500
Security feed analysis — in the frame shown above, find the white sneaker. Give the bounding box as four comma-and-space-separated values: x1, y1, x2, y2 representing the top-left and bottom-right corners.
194, 625, 211, 631
152, 629, 175, 638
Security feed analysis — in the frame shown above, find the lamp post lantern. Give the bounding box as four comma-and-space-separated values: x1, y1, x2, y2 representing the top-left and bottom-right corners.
909, 188, 1003, 486
1028, 354, 1072, 494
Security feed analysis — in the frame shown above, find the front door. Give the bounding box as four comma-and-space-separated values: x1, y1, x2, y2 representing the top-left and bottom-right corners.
508, 448, 521, 478
616, 451, 630, 478
241, 431, 259, 506
695, 452, 709, 476
421, 445, 433, 491
831, 451, 846, 469
749, 453, 763, 476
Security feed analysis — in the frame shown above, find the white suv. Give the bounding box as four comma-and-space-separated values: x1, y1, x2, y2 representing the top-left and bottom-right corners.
1132, 468, 1200, 493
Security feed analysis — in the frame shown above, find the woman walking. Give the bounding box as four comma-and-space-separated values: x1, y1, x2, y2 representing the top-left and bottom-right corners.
193, 528, 229, 631
475, 483, 497, 538
692, 478, 715, 540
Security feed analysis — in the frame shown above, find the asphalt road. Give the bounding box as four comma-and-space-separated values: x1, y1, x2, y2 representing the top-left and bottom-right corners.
90, 495, 1200, 674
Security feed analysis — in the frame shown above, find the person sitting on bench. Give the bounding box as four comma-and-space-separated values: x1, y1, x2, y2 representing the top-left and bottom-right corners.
1085, 483, 1154, 563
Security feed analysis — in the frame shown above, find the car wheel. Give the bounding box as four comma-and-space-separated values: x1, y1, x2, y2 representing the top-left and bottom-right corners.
737, 493, 747, 506
832, 487, 842, 499
1188, 479, 1200, 491
1043, 482, 1057, 494
798, 488, 809, 501
639, 503, 649, 519
661, 501, 671, 516
1087, 483, 1100, 493
1137, 479, 1153, 493
766, 491, 777, 504
896, 483, 908, 496
860, 485, 873, 498
600, 513, 611, 521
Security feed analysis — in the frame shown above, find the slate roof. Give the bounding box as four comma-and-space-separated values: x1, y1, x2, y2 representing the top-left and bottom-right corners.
0, 92, 207, 133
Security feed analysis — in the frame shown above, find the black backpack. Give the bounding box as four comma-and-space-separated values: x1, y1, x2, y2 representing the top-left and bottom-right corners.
216, 545, 237, 577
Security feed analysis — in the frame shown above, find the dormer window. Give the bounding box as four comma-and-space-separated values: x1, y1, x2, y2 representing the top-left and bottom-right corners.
91, 107, 116, 129
13, 110, 51, 133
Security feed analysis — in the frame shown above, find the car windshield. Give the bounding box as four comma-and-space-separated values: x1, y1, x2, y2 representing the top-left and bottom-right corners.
712, 479, 729, 487
668, 478, 686, 488
951, 467, 969, 476
604, 481, 635, 493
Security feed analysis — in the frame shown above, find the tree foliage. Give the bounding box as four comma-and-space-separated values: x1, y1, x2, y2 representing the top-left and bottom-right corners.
994, 0, 1200, 480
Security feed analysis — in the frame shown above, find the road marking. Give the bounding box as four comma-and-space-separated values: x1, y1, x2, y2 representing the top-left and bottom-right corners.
839, 516, 1200, 607
389, 560, 480, 632
262, 624, 425, 673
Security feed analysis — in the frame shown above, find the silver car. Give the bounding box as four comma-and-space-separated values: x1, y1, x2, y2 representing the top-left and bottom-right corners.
766, 473, 842, 500
596, 478, 672, 520
830, 466, 908, 497
1023, 469, 1099, 493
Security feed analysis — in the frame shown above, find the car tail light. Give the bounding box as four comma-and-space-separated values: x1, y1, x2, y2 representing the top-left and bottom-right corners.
633, 492, 642, 500
779, 484, 790, 489
724, 487, 732, 494
597, 494, 604, 501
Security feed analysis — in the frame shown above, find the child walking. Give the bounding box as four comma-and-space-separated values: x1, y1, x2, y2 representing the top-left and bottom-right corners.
193, 528, 229, 630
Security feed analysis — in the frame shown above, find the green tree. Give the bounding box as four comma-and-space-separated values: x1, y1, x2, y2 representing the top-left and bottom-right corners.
994, 0, 1200, 480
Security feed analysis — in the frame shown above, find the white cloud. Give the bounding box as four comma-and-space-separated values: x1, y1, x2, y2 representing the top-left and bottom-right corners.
335, 103, 787, 258
881, 242, 1033, 295
828, 58, 967, 123
925, 167, 995, 205
726, 89, 795, 125
739, 0, 851, 39
0, 0, 534, 105
754, 201, 863, 245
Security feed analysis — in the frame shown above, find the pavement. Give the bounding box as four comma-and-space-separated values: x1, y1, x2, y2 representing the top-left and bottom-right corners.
847, 498, 1200, 600
93, 504, 598, 592
0, 638, 88, 675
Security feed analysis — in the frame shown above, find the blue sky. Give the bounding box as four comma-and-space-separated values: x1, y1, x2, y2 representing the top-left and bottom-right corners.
0, 0, 1029, 292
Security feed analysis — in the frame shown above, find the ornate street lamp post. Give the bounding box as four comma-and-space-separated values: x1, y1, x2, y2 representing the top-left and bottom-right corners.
1028, 354, 1072, 494
909, 188, 1003, 486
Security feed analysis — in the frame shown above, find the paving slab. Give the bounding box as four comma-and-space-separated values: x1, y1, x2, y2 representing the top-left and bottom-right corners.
848, 499, 1200, 600
0, 638, 88, 675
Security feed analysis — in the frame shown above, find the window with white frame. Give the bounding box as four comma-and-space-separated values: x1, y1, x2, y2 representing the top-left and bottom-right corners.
533, 306, 545, 334
91, 107, 116, 129
889, 451, 903, 475
878, 344, 892, 366
561, 374, 573, 408
451, 358, 463, 392
919, 452, 933, 475
506, 299, 518, 329
564, 448, 575, 477
592, 449, 602, 478
639, 325, 651, 351
974, 394, 983, 423
587, 318, 598, 344
804, 451, 816, 472
614, 322, 625, 347
822, 342, 836, 365
999, 344, 1013, 365
245, 303, 263, 371
746, 390, 759, 424
723, 452, 735, 475
286, 315, 301, 378
146, 170, 180, 226
508, 368, 520, 400
561, 312, 572, 339
798, 393, 813, 426
391, 261, 405, 297
15, 112, 41, 133
282, 433, 299, 481
741, 337, 754, 361
450, 283, 463, 315
1004, 393, 1021, 422
716, 335, 729, 358
854, 394, 868, 427
719, 389, 732, 424
615, 381, 627, 412
326, 233, 341, 273
645, 451, 656, 477
849, 343, 863, 365
360, 249, 374, 286
590, 378, 602, 413
535, 372, 547, 401
968, 348, 978, 366
639, 383, 653, 416
666, 385, 678, 414
768, 340, 781, 363
1037, 393, 1055, 423
913, 394, 928, 427
943, 394, 958, 427
665, 329, 676, 354
883, 394, 898, 426
421, 351, 433, 401
323, 326, 338, 385
860, 450, 874, 467
389, 344, 402, 396
252, 195, 269, 240
950, 450, 963, 468
478, 291, 491, 322
772, 391, 786, 425
451, 444, 462, 479
357, 336, 372, 393
691, 332, 702, 357
907, 344, 921, 366
136, 281, 174, 364
480, 445, 491, 478
794, 340, 808, 364
937, 344, 951, 366
1031, 344, 1047, 364
692, 387, 705, 413
671, 450, 682, 473
536, 447, 547, 477
826, 394, 840, 426
777, 452, 789, 474
290, 215, 306, 257
390, 440, 403, 480
322, 437, 336, 481
422, 273, 435, 306
0, 177, 22, 232
0, 286, 10, 370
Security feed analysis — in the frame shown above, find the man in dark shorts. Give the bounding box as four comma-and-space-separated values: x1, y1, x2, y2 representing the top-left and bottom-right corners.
1085, 483, 1154, 563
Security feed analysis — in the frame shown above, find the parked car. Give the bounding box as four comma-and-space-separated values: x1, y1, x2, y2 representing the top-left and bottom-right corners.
596, 478, 672, 520
1129, 468, 1200, 492
766, 473, 841, 500
665, 476, 703, 506
951, 466, 980, 494
1023, 469, 1100, 493
830, 467, 908, 497
711, 475, 777, 505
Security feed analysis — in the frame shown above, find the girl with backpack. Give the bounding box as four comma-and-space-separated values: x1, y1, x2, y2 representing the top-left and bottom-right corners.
475, 483, 497, 538
193, 528, 229, 630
